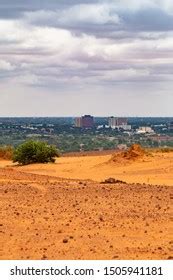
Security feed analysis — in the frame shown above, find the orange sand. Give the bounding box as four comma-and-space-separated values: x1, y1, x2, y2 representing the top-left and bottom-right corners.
0, 151, 172, 260
15, 151, 173, 186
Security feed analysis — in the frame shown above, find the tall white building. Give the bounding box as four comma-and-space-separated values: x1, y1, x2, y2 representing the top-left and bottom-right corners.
108, 117, 131, 130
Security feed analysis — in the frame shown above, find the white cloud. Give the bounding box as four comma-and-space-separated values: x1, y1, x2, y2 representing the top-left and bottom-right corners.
59, 3, 120, 25
0, 19, 27, 43
0, 60, 15, 71
24, 4, 120, 26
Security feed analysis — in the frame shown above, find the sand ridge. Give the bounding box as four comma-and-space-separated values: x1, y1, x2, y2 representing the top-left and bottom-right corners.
12, 150, 173, 186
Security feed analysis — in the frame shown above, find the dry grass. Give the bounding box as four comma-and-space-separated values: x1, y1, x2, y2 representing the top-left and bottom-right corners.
0, 146, 13, 160
153, 147, 173, 153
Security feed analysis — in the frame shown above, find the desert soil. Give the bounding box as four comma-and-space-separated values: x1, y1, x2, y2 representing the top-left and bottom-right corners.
17, 151, 173, 186
0, 151, 172, 259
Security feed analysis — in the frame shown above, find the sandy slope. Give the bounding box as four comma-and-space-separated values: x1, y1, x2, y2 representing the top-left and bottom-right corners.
16, 151, 173, 186
0, 151, 172, 260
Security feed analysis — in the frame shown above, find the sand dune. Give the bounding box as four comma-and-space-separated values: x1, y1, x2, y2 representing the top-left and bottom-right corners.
0, 150, 172, 260
15, 150, 173, 186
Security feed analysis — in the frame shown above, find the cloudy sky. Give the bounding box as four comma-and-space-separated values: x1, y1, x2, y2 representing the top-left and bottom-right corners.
0, 0, 173, 117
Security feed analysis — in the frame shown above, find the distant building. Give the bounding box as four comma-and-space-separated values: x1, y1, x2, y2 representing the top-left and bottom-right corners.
75, 117, 82, 128
108, 117, 130, 130
121, 124, 132, 130
74, 115, 94, 128
116, 118, 128, 126
136, 127, 154, 134
169, 122, 173, 130
82, 115, 94, 128
108, 117, 116, 128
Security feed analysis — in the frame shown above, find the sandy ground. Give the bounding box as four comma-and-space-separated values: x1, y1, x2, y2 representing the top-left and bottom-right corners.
0, 151, 172, 260
16, 151, 173, 186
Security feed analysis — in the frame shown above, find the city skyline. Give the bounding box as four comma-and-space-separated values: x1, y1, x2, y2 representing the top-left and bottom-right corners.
0, 0, 173, 117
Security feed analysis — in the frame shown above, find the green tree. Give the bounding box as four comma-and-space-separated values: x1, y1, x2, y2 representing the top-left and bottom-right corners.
13, 140, 59, 165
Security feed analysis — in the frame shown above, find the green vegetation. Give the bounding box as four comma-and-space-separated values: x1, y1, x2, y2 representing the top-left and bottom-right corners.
13, 140, 59, 165
0, 146, 13, 160
0, 117, 172, 153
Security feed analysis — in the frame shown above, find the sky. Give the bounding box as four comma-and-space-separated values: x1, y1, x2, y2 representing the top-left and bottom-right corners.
0, 0, 173, 117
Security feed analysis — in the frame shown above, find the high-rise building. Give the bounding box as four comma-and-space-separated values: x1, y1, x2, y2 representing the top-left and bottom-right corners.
116, 118, 128, 126
75, 117, 82, 128
74, 115, 94, 128
81, 115, 94, 128
108, 117, 129, 129
108, 116, 117, 128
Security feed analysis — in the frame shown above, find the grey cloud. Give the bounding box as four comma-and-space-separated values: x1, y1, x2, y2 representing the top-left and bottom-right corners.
20, 7, 173, 41
1, 1, 173, 38
0, 0, 173, 116
0, 0, 97, 18
121, 8, 173, 32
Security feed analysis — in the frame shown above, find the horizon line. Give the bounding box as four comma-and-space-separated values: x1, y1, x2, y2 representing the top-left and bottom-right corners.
0, 116, 173, 119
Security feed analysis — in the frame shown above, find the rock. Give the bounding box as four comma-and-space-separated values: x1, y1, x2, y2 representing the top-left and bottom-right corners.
63, 238, 68, 244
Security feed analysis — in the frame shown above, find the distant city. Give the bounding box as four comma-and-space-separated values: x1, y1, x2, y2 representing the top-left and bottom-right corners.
74, 115, 172, 134
0, 116, 173, 153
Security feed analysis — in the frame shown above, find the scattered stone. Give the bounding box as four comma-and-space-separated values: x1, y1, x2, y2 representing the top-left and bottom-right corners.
112, 255, 119, 259
63, 238, 68, 244
101, 178, 126, 184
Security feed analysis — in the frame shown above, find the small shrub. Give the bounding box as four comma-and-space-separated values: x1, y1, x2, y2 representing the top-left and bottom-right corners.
13, 140, 59, 165
0, 146, 14, 160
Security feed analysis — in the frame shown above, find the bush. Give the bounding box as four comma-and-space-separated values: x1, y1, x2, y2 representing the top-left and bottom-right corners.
0, 146, 14, 160
13, 140, 59, 165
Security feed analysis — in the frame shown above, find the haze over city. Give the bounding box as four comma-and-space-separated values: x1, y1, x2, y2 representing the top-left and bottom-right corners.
0, 0, 173, 116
